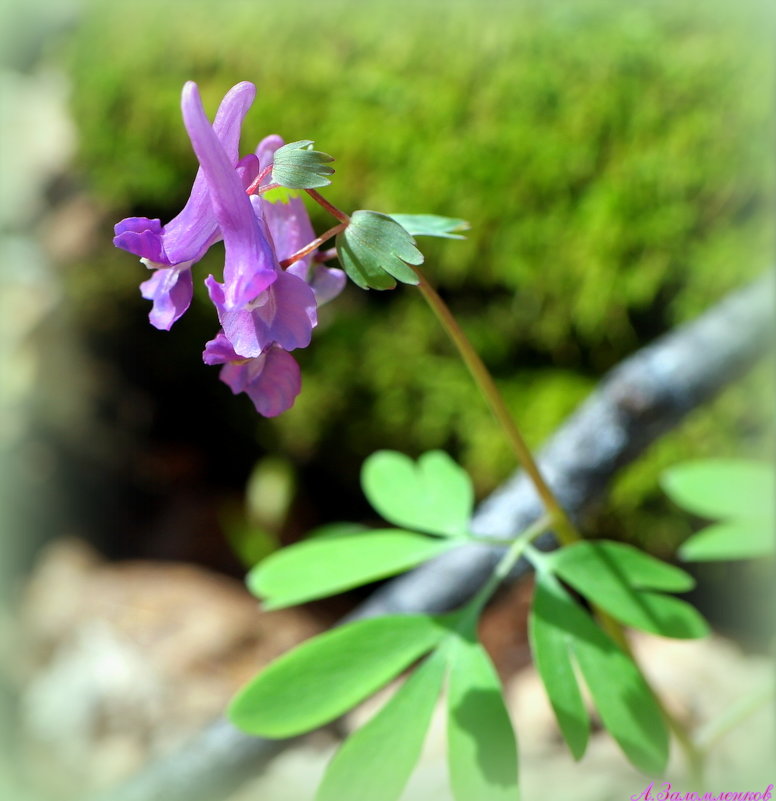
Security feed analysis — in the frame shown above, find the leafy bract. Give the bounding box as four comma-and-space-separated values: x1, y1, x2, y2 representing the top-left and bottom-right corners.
316, 648, 446, 801
361, 450, 474, 537
531, 571, 669, 775
662, 459, 775, 561
547, 541, 708, 639
271, 140, 335, 189
528, 586, 589, 759
336, 210, 423, 290
447, 631, 518, 801
389, 213, 470, 239
248, 529, 459, 609
228, 615, 445, 737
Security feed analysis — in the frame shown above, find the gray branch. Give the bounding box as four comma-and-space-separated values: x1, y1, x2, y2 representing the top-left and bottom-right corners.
90, 271, 774, 801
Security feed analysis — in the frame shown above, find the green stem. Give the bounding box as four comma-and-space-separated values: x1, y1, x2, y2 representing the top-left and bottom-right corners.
465, 514, 553, 620
413, 267, 577, 546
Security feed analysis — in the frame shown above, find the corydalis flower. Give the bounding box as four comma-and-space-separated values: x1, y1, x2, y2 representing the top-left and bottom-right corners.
203, 332, 301, 418
113, 82, 259, 330
113, 81, 347, 417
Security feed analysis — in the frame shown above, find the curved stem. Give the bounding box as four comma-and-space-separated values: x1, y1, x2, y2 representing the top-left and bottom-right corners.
412, 267, 577, 546
278, 222, 348, 269
306, 189, 350, 223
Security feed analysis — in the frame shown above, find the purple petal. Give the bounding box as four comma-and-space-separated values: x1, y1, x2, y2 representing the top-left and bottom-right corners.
219, 346, 302, 417
139, 266, 194, 330
213, 270, 317, 358
113, 217, 166, 262
256, 135, 285, 174
181, 81, 277, 310
288, 263, 347, 306
163, 82, 258, 266
202, 330, 239, 365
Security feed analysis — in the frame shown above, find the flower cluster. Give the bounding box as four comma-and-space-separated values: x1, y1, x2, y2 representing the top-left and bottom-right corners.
113, 82, 345, 416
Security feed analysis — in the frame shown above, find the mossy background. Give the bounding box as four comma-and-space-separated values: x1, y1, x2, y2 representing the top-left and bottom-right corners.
34, 0, 776, 562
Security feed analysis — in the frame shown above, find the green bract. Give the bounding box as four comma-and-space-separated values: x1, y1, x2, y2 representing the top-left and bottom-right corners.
228, 615, 446, 737
336, 210, 423, 289
530, 570, 669, 774
389, 213, 470, 239
546, 541, 708, 639
662, 459, 775, 561
247, 528, 459, 609
361, 450, 474, 537
271, 140, 335, 189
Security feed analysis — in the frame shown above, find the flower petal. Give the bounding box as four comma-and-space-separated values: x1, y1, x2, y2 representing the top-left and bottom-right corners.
288, 263, 347, 306
164, 81, 258, 266
212, 270, 317, 357
113, 217, 166, 262
181, 81, 277, 310
218, 346, 302, 417
139, 265, 194, 330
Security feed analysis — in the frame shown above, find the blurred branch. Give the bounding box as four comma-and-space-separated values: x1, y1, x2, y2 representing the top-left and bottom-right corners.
90, 270, 774, 801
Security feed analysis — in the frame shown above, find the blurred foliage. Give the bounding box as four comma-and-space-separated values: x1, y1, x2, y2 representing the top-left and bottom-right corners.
57, 0, 773, 548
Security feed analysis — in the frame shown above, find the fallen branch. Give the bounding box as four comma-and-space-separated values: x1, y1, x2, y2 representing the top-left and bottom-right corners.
91, 271, 774, 801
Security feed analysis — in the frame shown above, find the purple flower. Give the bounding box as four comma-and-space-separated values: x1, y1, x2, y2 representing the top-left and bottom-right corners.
114, 81, 347, 417
203, 332, 301, 417
113, 81, 258, 330
179, 83, 318, 358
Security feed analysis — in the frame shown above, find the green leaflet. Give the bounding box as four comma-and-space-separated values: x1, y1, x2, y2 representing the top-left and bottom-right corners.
662, 459, 775, 561
316, 648, 447, 801
662, 459, 774, 521
271, 140, 335, 189
248, 528, 459, 609
531, 571, 669, 775
547, 541, 708, 639
678, 520, 774, 561
361, 450, 474, 538
389, 213, 470, 239
528, 583, 590, 759
447, 630, 519, 801
228, 615, 446, 737
336, 210, 423, 290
